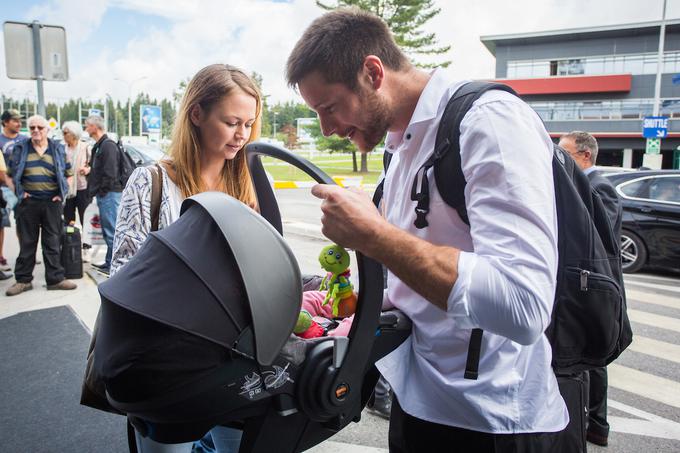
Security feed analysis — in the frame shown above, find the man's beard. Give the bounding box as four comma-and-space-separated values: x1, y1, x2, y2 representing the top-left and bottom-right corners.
355, 88, 392, 152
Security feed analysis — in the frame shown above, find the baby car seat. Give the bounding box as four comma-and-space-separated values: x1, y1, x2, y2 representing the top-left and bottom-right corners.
94, 142, 411, 452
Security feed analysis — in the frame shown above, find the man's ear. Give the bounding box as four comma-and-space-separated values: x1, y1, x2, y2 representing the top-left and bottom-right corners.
584, 149, 592, 163
362, 55, 384, 90
189, 104, 203, 127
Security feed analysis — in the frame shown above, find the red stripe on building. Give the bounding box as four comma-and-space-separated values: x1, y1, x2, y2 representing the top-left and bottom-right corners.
494, 74, 632, 95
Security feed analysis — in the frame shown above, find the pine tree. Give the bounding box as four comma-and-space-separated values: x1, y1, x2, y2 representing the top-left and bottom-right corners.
316, 0, 451, 68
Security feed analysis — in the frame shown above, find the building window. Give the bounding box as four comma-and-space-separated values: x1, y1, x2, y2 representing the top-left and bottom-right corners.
506, 51, 680, 78
528, 98, 669, 121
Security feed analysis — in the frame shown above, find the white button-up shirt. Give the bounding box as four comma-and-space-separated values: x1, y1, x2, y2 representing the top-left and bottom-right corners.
376, 69, 569, 433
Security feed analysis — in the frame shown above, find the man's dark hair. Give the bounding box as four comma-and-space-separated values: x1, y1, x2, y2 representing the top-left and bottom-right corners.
286, 8, 410, 91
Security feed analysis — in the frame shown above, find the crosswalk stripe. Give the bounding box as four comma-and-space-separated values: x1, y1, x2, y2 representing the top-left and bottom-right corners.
307, 441, 388, 453
608, 363, 680, 409
625, 273, 680, 285
624, 280, 680, 293
626, 289, 680, 310
627, 308, 680, 333
628, 335, 680, 364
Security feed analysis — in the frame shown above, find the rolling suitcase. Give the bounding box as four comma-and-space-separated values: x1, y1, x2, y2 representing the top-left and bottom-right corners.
62, 224, 83, 279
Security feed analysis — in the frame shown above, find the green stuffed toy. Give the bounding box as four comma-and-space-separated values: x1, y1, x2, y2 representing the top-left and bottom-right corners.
318, 244, 357, 318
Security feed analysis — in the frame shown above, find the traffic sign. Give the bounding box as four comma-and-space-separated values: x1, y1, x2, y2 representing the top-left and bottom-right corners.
88, 108, 102, 117
643, 116, 669, 138
646, 138, 661, 154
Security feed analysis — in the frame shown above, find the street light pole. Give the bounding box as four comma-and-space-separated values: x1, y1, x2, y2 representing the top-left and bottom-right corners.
653, 0, 667, 117
115, 76, 147, 137
273, 112, 279, 139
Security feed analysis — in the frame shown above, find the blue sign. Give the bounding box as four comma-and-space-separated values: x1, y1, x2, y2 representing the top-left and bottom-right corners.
140, 104, 162, 134
643, 116, 669, 138
88, 108, 102, 117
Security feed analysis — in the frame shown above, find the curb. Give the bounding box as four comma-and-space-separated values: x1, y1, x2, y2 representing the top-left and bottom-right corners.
274, 176, 372, 189
274, 181, 378, 190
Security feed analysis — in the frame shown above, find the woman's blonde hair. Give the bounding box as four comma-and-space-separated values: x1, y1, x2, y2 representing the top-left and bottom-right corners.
168, 64, 261, 206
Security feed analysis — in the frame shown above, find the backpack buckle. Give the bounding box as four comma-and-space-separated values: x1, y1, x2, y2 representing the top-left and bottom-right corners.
414, 207, 429, 229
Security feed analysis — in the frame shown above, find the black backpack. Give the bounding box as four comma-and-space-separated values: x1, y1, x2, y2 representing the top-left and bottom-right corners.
110, 139, 136, 188
374, 81, 632, 377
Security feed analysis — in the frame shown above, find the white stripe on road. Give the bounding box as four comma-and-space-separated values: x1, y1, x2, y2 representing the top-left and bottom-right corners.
626, 289, 680, 310
628, 335, 680, 364
609, 363, 680, 409
627, 308, 680, 333
624, 280, 680, 293
306, 441, 388, 453
625, 273, 680, 285
608, 400, 680, 441
283, 221, 323, 237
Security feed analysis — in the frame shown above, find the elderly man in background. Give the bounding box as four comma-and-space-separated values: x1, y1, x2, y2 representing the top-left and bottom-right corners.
85, 115, 122, 275
559, 130, 623, 447
5, 115, 77, 296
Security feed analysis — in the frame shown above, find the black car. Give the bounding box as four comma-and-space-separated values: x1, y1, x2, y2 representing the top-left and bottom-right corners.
605, 170, 680, 273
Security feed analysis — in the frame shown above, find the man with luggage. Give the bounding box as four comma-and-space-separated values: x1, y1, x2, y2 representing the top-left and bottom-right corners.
287, 9, 569, 451
5, 115, 77, 296
559, 131, 623, 447
86, 115, 123, 276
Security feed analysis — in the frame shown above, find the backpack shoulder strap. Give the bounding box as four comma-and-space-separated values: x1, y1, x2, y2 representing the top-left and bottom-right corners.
372, 151, 393, 208
148, 164, 163, 232
432, 81, 518, 227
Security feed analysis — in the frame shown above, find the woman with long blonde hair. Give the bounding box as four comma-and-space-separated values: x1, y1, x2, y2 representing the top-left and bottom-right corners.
110, 63, 261, 453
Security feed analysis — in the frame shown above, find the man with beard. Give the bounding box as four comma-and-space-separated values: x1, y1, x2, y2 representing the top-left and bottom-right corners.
287, 9, 568, 452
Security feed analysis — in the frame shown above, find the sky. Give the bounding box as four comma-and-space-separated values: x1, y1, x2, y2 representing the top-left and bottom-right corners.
2, 0, 680, 107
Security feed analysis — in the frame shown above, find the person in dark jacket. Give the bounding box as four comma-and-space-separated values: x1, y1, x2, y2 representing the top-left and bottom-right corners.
5, 115, 77, 296
559, 130, 623, 447
85, 115, 123, 275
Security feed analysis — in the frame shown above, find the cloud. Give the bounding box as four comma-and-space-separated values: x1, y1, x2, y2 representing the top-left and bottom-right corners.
3, 0, 680, 108
24, 0, 110, 44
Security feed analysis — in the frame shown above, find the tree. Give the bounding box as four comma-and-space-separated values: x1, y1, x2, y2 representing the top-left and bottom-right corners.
316, 0, 451, 68
173, 77, 191, 106
280, 124, 299, 149
304, 119, 360, 173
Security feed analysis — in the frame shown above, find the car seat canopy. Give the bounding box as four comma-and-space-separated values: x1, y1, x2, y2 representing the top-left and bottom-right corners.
98, 192, 302, 366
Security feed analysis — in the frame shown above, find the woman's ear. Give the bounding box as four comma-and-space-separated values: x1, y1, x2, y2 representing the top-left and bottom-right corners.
189, 104, 203, 127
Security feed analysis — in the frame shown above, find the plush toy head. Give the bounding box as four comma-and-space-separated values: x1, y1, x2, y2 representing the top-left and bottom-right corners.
318, 244, 350, 274
294, 310, 313, 334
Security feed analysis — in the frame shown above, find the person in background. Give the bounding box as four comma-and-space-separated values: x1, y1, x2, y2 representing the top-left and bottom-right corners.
5, 115, 77, 296
0, 152, 12, 280
0, 109, 26, 271
86, 115, 122, 275
111, 63, 261, 453
559, 131, 623, 448
62, 121, 91, 229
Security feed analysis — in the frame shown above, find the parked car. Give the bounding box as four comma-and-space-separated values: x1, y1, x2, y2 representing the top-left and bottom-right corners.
123, 143, 166, 167
605, 170, 680, 273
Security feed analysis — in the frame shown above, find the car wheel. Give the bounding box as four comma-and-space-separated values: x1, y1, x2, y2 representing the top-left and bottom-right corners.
620, 230, 647, 273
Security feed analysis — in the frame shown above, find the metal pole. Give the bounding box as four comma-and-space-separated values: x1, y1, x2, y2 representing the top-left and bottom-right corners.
57, 102, 61, 126
653, 0, 667, 116
30, 21, 46, 117
78, 99, 82, 124
104, 99, 108, 131
128, 90, 132, 137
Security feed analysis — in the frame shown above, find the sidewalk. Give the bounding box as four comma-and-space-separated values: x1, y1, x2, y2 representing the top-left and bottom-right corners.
0, 224, 103, 332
